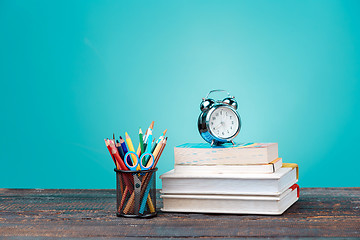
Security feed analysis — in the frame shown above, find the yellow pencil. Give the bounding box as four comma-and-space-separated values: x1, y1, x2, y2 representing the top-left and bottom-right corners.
125, 132, 138, 169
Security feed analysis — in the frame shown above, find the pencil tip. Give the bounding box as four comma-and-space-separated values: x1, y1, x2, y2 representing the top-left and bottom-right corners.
150, 121, 154, 130
163, 129, 167, 135
119, 136, 123, 140
139, 128, 142, 134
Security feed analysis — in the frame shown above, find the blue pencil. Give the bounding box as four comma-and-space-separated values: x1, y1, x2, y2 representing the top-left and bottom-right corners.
116, 140, 125, 160
119, 136, 131, 165
139, 173, 155, 214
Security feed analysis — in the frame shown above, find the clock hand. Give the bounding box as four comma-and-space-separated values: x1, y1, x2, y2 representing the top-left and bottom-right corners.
214, 123, 222, 130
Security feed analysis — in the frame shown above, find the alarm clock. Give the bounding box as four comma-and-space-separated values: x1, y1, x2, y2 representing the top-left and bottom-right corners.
198, 90, 241, 146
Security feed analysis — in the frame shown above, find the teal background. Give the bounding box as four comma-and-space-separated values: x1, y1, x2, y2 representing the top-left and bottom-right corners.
1, 0, 359, 188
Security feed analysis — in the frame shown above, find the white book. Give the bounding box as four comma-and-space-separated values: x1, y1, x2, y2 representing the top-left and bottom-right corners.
174, 143, 278, 165
174, 158, 283, 174
160, 166, 298, 195
161, 184, 299, 215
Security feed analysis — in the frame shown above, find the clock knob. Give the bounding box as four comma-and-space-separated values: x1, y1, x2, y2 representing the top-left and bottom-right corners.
223, 97, 238, 110
200, 98, 215, 112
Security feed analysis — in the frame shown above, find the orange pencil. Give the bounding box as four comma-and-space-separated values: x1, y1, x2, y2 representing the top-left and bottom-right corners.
153, 137, 167, 169
143, 121, 154, 143
148, 138, 164, 168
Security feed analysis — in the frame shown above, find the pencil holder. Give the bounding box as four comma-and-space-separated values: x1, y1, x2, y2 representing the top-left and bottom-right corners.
114, 168, 158, 218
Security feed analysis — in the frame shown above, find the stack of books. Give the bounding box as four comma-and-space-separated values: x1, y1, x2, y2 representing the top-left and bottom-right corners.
160, 143, 299, 215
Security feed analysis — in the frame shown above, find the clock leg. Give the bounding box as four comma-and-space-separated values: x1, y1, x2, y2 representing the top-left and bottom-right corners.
211, 140, 215, 147
231, 140, 235, 146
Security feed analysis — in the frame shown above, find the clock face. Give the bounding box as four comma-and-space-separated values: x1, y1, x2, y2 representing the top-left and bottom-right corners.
208, 106, 239, 139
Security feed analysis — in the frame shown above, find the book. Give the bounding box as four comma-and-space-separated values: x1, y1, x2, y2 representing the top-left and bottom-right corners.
174, 158, 283, 174
161, 184, 299, 215
160, 165, 298, 195
174, 143, 278, 165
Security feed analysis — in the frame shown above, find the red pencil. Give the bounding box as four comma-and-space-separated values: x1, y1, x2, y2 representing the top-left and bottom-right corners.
105, 139, 119, 169
109, 140, 129, 170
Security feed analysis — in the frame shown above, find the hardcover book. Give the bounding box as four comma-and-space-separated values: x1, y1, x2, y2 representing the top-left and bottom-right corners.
174, 143, 278, 165
174, 158, 283, 174
161, 184, 300, 215
160, 165, 298, 196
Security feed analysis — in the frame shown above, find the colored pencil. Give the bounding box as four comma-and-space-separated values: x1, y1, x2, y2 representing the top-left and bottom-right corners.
105, 139, 119, 169
149, 129, 167, 154
139, 128, 144, 154
136, 128, 144, 157
118, 186, 129, 212
125, 132, 136, 152
150, 135, 163, 154
116, 140, 125, 160
146, 138, 162, 168
143, 121, 154, 150
143, 121, 154, 141
143, 129, 153, 166
139, 173, 155, 214
109, 140, 128, 171
125, 132, 138, 169
153, 137, 167, 169
120, 136, 131, 165
152, 138, 164, 159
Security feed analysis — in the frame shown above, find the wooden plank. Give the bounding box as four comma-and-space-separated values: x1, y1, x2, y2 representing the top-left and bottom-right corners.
0, 188, 359, 238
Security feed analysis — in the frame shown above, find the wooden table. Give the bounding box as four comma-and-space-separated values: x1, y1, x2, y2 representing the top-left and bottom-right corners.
0, 188, 359, 238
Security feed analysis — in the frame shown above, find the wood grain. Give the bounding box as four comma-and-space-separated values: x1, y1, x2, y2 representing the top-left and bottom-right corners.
0, 188, 359, 238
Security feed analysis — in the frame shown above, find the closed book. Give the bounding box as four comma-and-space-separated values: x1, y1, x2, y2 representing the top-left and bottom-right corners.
160, 164, 298, 195
174, 158, 283, 174
161, 184, 300, 215
174, 143, 278, 165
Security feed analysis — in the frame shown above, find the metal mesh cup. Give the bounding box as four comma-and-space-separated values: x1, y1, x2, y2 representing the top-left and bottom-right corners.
114, 168, 157, 218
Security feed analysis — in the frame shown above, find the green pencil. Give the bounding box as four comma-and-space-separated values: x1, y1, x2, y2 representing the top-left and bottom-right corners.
139, 128, 144, 154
